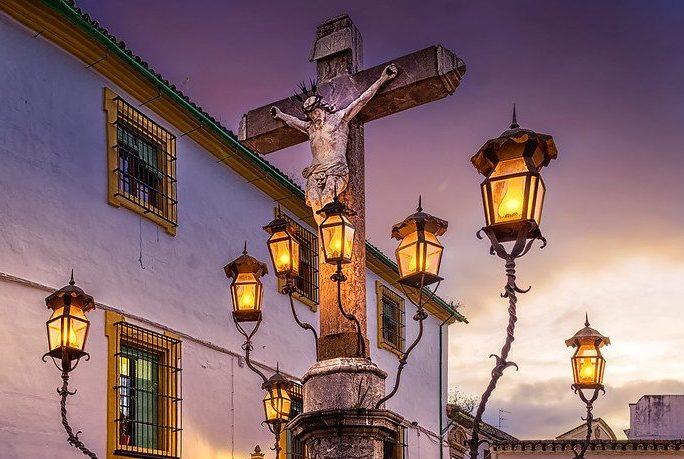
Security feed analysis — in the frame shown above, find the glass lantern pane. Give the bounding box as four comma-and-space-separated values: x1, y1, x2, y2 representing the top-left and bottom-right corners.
47, 307, 64, 351
234, 274, 258, 312
396, 232, 418, 277
322, 216, 344, 259
423, 233, 443, 276
263, 387, 291, 422
290, 238, 300, 274
527, 176, 538, 221
343, 224, 355, 260
270, 232, 297, 275
534, 179, 546, 225
491, 175, 527, 223
68, 307, 89, 351
575, 344, 600, 385
490, 158, 529, 177
481, 183, 492, 226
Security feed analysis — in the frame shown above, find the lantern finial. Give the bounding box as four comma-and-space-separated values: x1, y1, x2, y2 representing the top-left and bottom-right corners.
510, 104, 519, 129
585, 312, 590, 327
243, 240, 248, 255
69, 269, 75, 286
417, 195, 423, 212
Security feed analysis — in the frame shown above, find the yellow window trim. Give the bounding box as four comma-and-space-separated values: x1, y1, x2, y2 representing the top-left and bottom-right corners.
375, 281, 405, 358
103, 88, 177, 236
105, 311, 181, 458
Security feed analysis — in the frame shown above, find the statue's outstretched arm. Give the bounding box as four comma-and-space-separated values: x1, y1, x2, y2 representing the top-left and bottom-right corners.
271, 106, 309, 134
341, 64, 397, 123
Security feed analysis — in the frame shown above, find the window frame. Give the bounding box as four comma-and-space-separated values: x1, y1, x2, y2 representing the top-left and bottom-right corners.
275, 210, 319, 311
105, 312, 182, 459
376, 282, 406, 357
104, 88, 178, 236
281, 382, 306, 459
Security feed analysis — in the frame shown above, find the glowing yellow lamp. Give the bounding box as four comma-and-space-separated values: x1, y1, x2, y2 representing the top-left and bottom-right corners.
471, 108, 558, 242
565, 315, 610, 390
224, 244, 268, 323
391, 198, 448, 288
263, 214, 300, 278
44, 272, 95, 367
317, 195, 356, 265
262, 369, 293, 425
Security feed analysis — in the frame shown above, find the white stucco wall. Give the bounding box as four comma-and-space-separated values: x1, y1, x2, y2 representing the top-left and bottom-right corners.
0, 11, 450, 459
627, 396, 684, 440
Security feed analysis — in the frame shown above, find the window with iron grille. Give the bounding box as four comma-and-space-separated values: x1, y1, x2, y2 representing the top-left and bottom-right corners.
376, 282, 406, 356
383, 426, 406, 459
283, 382, 306, 459
276, 210, 319, 308
108, 317, 182, 458
104, 88, 178, 235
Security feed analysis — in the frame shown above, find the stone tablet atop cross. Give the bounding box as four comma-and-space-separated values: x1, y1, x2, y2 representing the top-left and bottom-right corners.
240, 14, 466, 360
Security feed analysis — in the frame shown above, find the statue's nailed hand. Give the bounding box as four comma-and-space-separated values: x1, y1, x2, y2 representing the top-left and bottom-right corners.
382, 64, 398, 82
270, 106, 282, 119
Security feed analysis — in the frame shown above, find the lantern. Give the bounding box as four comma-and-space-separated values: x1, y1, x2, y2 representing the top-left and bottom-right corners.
224, 243, 268, 323
317, 195, 356, 265
565, 315, 610, 389
471, 107, 558, 242
262, 369, 293, 425
391, 198, 448, 288
263, 213, 300, 278
44, 272, 95, 367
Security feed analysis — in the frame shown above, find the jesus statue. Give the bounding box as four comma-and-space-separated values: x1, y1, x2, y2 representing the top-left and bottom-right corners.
271, 64, 398, 221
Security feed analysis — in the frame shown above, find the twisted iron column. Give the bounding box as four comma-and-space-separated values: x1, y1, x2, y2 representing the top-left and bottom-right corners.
468, 222, 546, 459
281, 276, 319, 360
331, 262, 365, 357
58, 372, 98, 458
263, 421, 283, 458
571, 386, 604, 459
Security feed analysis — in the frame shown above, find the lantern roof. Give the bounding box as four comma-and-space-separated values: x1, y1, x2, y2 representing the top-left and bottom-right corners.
316, 193, 356, 218
565, 314, 611, 347
224, 243, 268, 279
391, 197, 448, 240
263, 206, 298, 236
45, 271, 95, 312
471, 106, 558, 177
262, 365, 294, 390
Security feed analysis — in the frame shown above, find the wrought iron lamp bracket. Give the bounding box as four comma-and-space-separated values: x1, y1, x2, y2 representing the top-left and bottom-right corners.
233, 315, 268, 384
569, 385, 604, 459
281, 275, 319, 360
375, 279, 441, 409
467, 222, 547, 459
262, 421, 284, 457
331, 262, 365, 358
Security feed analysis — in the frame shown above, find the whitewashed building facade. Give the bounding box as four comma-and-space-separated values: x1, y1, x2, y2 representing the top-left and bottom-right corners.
0, 2, 465, 458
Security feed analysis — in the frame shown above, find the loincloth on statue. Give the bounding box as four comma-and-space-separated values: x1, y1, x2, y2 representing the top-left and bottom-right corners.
302, 162, 349, 189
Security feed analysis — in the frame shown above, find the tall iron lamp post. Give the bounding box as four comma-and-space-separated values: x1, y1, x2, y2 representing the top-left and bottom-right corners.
467, 107, 558, 459
224, 244, 293, 456
43, 271, 98, 458
375, 197, 448, 408
566, 315, 610, 459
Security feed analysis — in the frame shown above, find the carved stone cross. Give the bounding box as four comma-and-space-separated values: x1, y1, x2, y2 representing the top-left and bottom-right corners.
240, 14, 465, 360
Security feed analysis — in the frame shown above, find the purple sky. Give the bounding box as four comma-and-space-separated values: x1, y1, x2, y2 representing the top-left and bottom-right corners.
78, 0, 684, 438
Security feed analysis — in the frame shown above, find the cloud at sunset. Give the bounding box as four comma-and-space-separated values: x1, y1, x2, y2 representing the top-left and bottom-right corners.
77, 0, 684, 437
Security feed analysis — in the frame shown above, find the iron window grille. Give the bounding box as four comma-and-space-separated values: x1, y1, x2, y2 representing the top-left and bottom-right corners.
383, 426, 406, 459
285, 382, 306, 459
104, 88, 178, 235
113, 321, 182, 458
376, 283, 406, 355
276, 210, 319, 308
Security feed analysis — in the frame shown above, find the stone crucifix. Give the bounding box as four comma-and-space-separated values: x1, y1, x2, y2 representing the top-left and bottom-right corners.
240, 14, 466, 361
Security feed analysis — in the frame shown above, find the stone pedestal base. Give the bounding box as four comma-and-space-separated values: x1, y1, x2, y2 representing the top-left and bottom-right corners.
289, 408, 404, 459
291, 358, 404, 458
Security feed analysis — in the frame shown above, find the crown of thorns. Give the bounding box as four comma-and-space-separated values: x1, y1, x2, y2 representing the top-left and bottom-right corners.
292, 78, 334, 113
